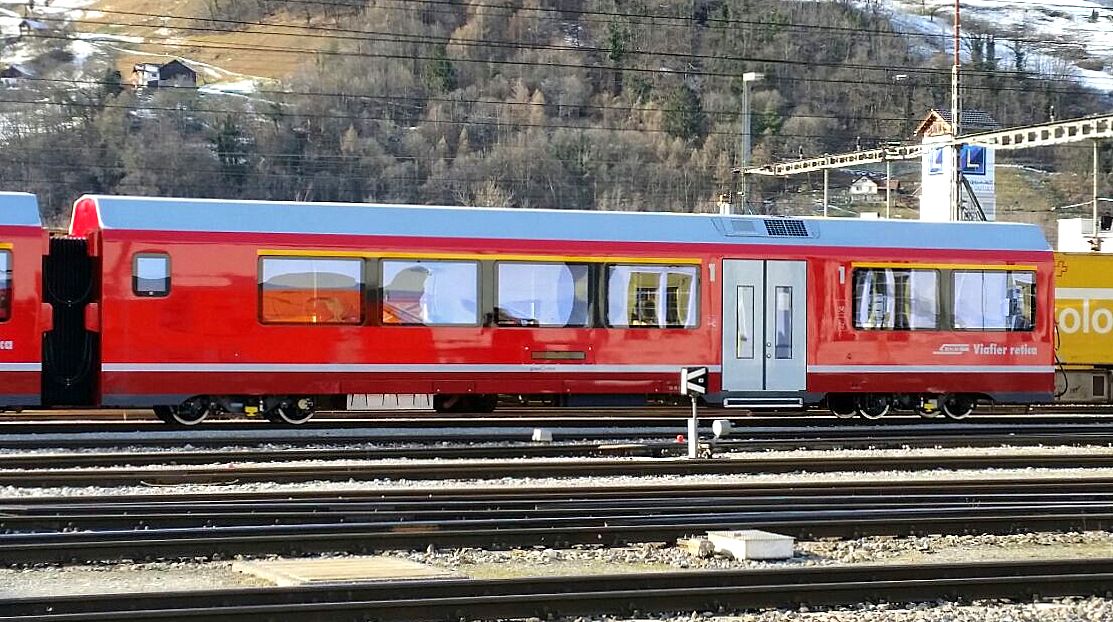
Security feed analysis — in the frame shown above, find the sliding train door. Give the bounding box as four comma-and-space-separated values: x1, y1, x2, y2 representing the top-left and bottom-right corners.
721, 259, 807, 394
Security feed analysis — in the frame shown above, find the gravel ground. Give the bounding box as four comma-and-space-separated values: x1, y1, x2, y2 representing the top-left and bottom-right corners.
0, 561, 268, 597
4, 443, 1112, 619
3, 532, 1111, 614
564, 598, 1113, 622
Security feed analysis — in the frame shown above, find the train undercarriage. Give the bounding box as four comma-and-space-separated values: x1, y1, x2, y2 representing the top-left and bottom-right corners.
148, 391, 984, 425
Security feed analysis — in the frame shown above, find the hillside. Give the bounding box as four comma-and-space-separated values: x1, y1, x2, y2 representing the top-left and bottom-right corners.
0, 0, 1108, 236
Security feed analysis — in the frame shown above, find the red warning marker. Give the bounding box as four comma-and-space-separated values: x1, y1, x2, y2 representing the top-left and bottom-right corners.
676, 434, 686, 443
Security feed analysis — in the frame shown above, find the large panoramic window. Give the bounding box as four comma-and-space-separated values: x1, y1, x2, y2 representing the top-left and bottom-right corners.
853, 268, 939, 330
259, 257, 363, 324
495, 262, 590, 327
953, 270, 1035, 331
382, 260, 478, 326
606, 265, 699, 328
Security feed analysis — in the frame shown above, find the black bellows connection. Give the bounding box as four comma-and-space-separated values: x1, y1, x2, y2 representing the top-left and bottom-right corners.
42, 237, 98, 406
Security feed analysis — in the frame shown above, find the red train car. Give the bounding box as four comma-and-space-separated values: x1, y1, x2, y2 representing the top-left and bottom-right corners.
59, 194, 1053, 424
0, 193, 47, 407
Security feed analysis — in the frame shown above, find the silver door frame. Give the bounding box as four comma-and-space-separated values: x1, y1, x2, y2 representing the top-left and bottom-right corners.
721, 259, 807, 392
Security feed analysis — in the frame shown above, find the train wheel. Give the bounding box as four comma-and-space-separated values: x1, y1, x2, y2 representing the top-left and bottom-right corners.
856, 394, 890, 420
827, 394, 857, 419
941, 394, 976, 420
153, 399, 209, 426
265, 398, 315, 425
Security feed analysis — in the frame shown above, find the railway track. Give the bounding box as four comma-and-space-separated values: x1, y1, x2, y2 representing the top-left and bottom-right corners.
1, 427, 1113, 468
2, 421, 1113, 451
5, 452, 1113, 487
2, 477, 1111, 564
1, 558, 1111, 621
5, 409, 1113, 436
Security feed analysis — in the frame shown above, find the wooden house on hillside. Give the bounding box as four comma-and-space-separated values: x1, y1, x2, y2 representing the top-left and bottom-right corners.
133, 60, 197, 88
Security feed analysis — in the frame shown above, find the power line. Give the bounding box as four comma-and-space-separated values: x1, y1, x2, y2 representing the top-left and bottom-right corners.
20, 29, 1108, 99
30, 9, 1104, 86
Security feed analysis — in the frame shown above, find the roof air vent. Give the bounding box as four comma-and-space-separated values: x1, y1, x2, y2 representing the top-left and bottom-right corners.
764, 219, 809, 237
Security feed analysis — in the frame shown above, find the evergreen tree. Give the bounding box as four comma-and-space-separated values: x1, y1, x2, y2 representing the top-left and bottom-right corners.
662, 83, 706, 141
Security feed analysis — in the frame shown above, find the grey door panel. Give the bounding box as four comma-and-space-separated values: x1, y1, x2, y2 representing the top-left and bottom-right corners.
721, 259, 807, 392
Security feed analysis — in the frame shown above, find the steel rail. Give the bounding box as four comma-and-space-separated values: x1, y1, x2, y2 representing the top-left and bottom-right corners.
3, 498, 1111, 532
4, 427, 1113, 465
10, 475, 1113, 505
0, 442, 667, 468
6, 453, 1113, 487
4, 412, 1113, 438
2, 483, 1112, 563
2, 559, 1112, 621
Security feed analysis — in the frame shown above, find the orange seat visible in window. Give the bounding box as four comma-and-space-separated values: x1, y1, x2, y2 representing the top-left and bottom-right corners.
262, 289, 361, 324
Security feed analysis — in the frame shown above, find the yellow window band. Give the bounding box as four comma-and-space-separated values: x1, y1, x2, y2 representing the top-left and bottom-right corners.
258, 249, 701, 265
852, 262, 1038, 271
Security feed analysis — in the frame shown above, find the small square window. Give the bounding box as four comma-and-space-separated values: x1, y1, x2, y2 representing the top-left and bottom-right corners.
133, 253, 170, 297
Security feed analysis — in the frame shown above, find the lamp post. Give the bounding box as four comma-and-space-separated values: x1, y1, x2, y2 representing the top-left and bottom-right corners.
730, 71, 764, 216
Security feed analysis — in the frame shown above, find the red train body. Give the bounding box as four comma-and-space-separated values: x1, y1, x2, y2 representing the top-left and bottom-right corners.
0, 193, 46, 407
3, 193, 1056, 423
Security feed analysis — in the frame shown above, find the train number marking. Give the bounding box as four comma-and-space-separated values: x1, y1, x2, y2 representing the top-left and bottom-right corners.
0, 341, 13, 350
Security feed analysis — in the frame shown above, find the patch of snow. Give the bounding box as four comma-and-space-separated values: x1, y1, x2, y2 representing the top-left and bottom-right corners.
33, 0, 97, 15
200, 79, 258, 95
874, 0, 1113, 93
74, 32, 145, 44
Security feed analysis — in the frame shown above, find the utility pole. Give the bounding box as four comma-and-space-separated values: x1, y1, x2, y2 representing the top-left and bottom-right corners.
886, 160, 893, 218
1094, 139, 1101, 250
731, 71, 764, 215
951, 0, 963, 220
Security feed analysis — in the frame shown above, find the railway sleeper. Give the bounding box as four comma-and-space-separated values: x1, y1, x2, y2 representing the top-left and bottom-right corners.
825, 393, 982, 421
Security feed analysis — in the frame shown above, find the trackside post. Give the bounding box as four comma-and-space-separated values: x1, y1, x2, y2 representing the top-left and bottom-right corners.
679, 367, 708, 459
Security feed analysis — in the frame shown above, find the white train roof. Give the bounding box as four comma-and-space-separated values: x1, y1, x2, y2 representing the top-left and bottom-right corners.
0, 192, 42, 227
71, 194, 1051, 252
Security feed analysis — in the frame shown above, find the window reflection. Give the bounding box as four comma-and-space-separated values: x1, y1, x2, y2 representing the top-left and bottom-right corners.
607, 265, 699, 328
382, 260, 478, 326
495, 263, 589, 327
853, 268, 939, 330
953, 270, 1035, 331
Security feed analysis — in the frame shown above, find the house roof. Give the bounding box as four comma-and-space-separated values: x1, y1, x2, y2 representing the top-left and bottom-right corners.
159, 60, 196, 74
68, 194, 1051, 253
915, 108, 1001, 137
0, 65, 29, 78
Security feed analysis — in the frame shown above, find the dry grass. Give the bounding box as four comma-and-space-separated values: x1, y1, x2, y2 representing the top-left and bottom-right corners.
77, 0, 325, 82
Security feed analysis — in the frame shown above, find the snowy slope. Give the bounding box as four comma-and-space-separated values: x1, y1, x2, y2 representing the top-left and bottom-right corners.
876, 0, 1113, 92
0, 0, 261, 92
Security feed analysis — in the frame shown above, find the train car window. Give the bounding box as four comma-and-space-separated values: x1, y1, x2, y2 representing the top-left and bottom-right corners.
0, 250, 10, 321
774, 286, 793, 358
382, 260, 478, 326
606, 265, 699, 328
952, 270, 1035, 331
853, 268, 939, 330
495, 263, 589, 327
259, 257, 363, 324
132, 253, 171, 297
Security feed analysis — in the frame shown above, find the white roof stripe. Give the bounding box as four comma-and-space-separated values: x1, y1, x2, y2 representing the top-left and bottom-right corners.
76, 194, 1051, 253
